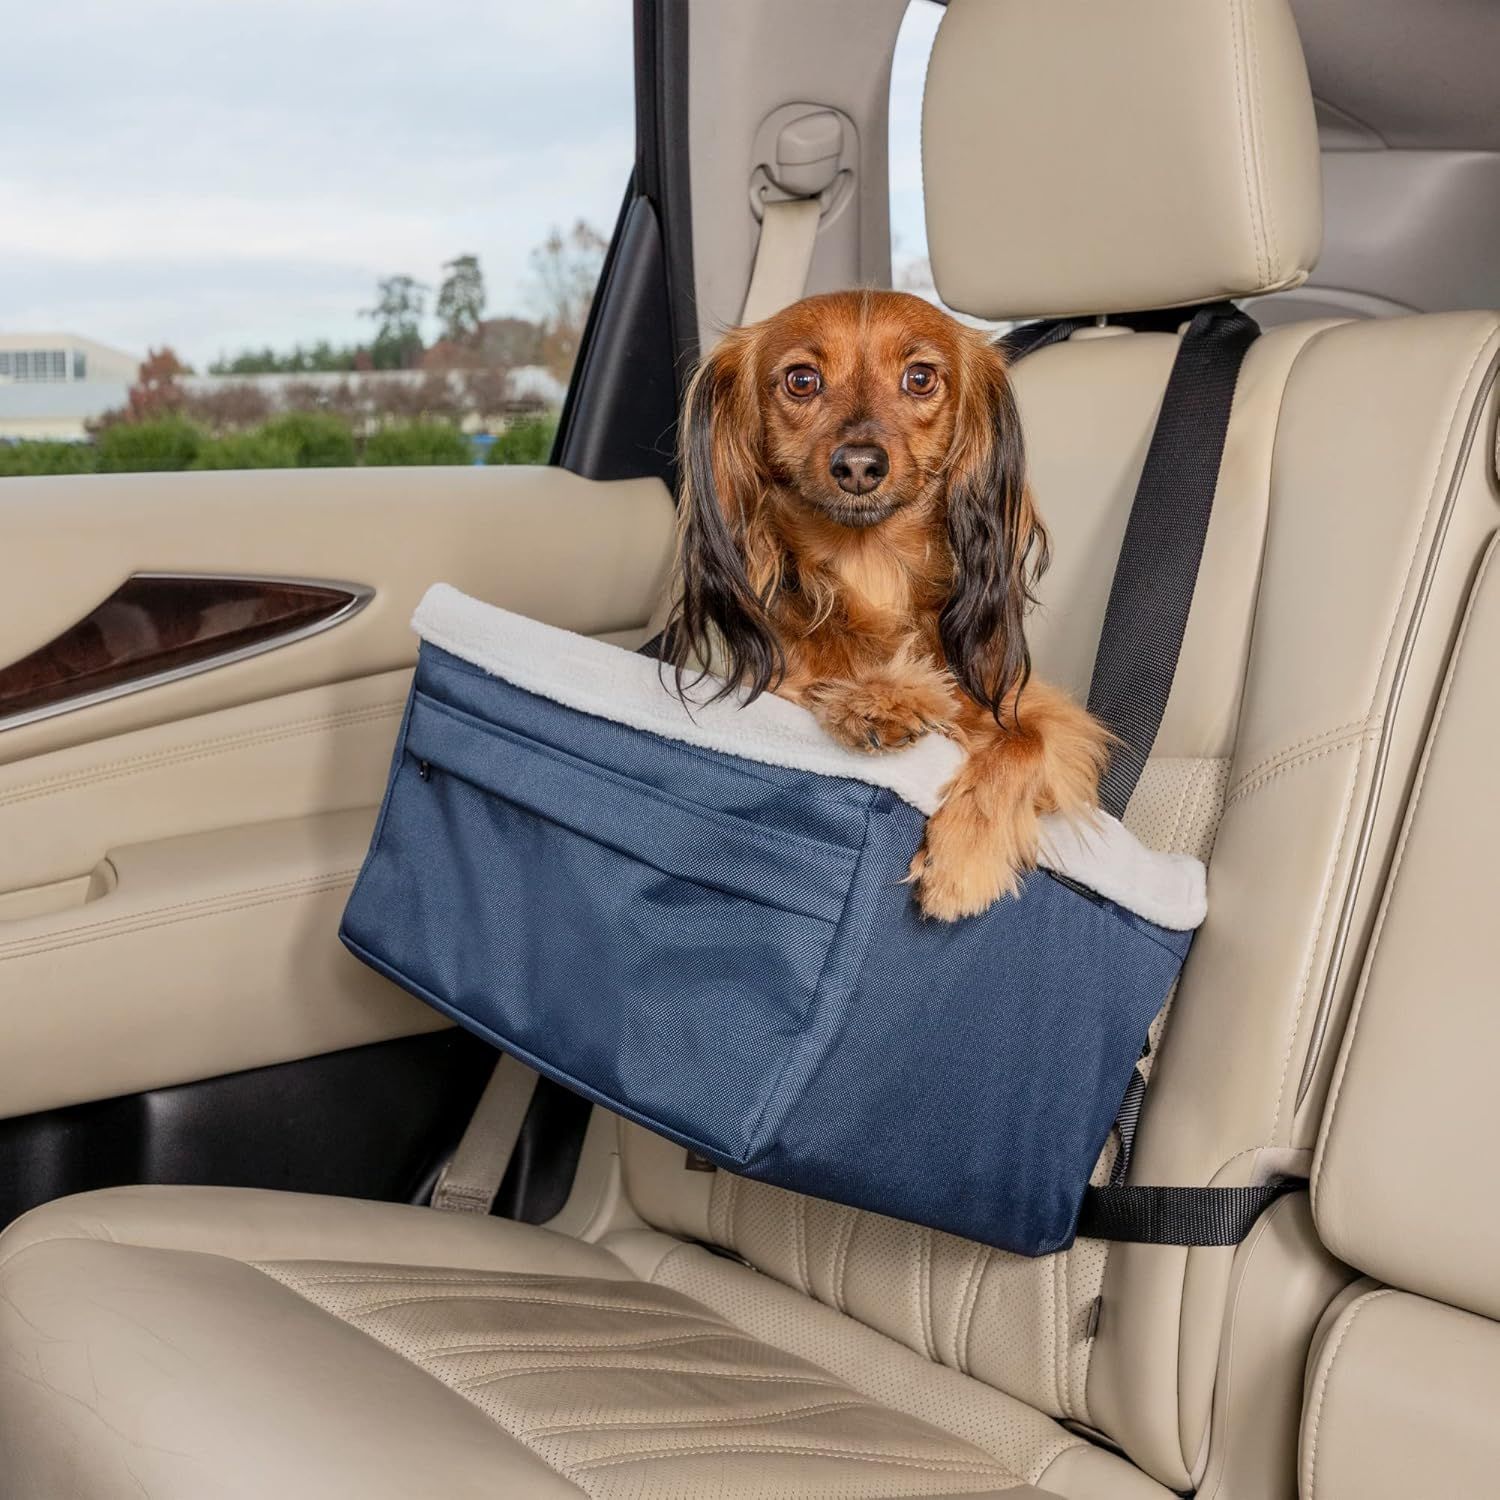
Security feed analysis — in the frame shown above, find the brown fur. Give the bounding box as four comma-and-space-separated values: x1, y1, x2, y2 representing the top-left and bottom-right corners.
667, 290, 1109, 920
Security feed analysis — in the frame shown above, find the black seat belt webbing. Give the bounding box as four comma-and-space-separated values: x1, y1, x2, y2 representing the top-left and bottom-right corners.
1076, 1178, 1299, 1247
1083, 302, 1258, 817
1005, 304, 1293, 1248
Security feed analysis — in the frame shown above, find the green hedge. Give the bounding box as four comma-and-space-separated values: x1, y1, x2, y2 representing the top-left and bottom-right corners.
261, 411, 358, 467
192, 431, 302, 470
363, 420, 472, 467
1, 412, 512, 476
0, 441, 98, 477
487, 414, 558, 466
95, 416, 205, 473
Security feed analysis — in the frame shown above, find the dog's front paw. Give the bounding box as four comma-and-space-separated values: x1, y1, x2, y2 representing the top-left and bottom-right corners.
808, 676, 954, 754
908, 786, 1038, 921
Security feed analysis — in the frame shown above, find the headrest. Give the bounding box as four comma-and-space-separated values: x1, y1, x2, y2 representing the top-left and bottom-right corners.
922, 0, 1323, 320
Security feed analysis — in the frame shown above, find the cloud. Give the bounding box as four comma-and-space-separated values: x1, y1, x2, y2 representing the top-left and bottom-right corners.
0, 0, 634, 365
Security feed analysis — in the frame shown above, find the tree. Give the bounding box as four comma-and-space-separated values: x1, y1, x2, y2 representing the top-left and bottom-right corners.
208, 342, 363, 375
435, 255, 486, 347
180, 381, 272, 431
526, 220, 608, 381
363, 274, 428, 370
123, 347, 191, 422
478, 316, 543, 368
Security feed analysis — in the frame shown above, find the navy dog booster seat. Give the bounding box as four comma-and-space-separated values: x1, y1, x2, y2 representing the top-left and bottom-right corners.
341, 586, 1205, 1258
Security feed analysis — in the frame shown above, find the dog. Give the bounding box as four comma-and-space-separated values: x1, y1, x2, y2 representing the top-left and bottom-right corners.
664, 289, 1109, 921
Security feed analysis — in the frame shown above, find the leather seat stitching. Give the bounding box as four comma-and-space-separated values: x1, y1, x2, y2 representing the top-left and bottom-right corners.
917, 1226, 937, 1362
1300, 1288, 1394, 1500
1246, 0, 1279, 279
1267, 741, 1364, 1135
374, 1327, 734, 1356
1223, 733, 1373, 810
260, 1270, 628, 1288
1228, 0, 1268, 286
326, 1291, 707, 1320
0, 702, 403, 808
1225, 719, 1370, 801
831, 1206, 857, 1315
0, 877, 356, 963
451, 1362, 849, 1388
517, 1397, 871, 1438
0, 869, 360, 958
955, 1245, 990, 1378
1312, 536, 1497, 1217
793, 1191, 810, 1294
570, 1444, 1011, 1476
1058, 1242, 1074, 1417
1273, 329, 1500, 1131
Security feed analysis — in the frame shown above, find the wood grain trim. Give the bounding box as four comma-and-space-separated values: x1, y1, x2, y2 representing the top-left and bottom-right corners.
0, 573, 372, 731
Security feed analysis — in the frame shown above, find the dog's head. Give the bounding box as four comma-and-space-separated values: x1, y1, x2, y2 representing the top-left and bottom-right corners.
668, 289, 1046, 719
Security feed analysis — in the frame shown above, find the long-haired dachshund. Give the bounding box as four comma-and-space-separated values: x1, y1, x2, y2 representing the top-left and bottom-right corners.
665, 289, 1109, 921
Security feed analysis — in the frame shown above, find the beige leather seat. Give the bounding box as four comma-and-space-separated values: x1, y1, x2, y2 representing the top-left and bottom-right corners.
1299, 547, 1500, 1500
2, 3, 1497, 1496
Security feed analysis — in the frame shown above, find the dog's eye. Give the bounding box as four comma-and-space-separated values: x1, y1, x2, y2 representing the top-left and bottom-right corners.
783, 366, 822, 399
902, 363, 939, 396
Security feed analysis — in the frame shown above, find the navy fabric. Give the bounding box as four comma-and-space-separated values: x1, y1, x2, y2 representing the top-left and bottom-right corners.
342, 643, 1192, 1256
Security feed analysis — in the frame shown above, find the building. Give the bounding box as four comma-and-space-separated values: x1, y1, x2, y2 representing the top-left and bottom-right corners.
0, 333, 139, 442
0, 333, 138, 388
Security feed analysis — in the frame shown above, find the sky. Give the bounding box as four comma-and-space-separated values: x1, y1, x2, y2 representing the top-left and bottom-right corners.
2, 0, 940, 371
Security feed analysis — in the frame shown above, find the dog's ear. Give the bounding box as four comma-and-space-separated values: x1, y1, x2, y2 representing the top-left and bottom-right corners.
939, 339, 1050, 723
665, 329, 785, 702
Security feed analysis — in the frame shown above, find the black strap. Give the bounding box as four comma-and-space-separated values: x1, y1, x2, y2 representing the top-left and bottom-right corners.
1106, 1065, 1147, 1188
1083, 302, 1258, 815
1076, 1178, 1300, 1247
1007, 307, 1289, 1248
997, 316, 1094, 362
1002, 303, 1258, 817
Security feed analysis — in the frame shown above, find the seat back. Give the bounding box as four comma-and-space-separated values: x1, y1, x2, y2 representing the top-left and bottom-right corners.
619, 1, 1500, 1489
1302, 527, 1500, 1498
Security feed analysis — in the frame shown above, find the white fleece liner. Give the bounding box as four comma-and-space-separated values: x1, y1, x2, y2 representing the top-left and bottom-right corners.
414, 584, 1207, 931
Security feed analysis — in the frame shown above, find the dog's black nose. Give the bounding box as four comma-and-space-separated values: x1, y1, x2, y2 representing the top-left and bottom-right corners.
830, 443, 889, 496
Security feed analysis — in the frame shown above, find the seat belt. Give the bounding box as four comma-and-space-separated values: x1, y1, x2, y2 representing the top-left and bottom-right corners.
430, 1051, 540, 1214
1005, 302, 1299, 1246
741, 197, 822, 325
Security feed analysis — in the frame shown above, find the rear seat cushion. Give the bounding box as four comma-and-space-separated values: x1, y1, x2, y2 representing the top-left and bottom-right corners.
0, 1187, 1170, 1500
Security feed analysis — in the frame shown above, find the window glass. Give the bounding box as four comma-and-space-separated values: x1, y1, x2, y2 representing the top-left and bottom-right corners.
888, 0, 1008, 334
0, 2, 632, 476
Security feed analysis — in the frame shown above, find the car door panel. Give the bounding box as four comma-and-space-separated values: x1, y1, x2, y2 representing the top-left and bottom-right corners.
0, 465, 672, 763
0, 465, 675, 1116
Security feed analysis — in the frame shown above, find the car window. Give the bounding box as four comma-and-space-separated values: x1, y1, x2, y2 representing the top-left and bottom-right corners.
0, 2, 632, 477
888, 0, 1009, 335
